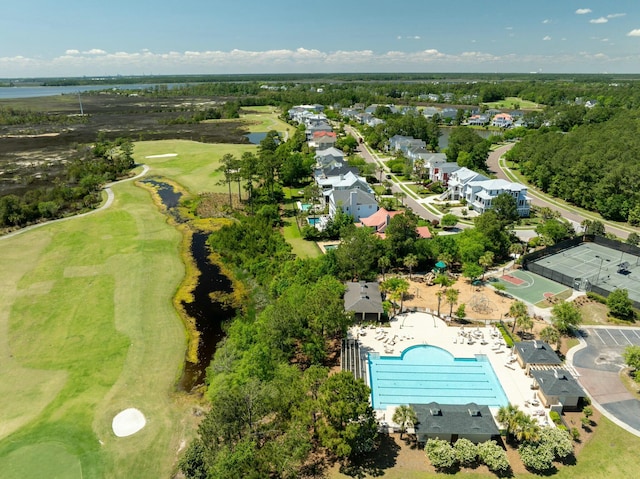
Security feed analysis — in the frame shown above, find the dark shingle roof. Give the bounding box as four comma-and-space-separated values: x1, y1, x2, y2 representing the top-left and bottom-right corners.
514, 341, 562, 366
344, 282, 384, 315
531, 369, 585, 398
412, 402, 499, 437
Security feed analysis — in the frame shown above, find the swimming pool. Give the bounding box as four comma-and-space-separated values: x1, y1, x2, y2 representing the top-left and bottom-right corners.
368, 344, 508, 410
307, 217, 320, 226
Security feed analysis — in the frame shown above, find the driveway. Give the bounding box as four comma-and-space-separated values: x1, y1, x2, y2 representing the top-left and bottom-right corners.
570, 326, 640, 434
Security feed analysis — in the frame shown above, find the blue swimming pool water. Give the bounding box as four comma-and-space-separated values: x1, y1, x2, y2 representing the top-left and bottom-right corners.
300, 203, 312, 211
307, 217, 320, 225
368, 344, 508, 409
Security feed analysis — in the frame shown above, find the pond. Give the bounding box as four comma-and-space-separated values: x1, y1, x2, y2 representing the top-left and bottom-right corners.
245, 132, 267, 144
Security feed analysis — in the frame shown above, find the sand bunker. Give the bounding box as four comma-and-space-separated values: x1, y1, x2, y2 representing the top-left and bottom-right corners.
145, 153, 177, 158
112, 408, 146, 437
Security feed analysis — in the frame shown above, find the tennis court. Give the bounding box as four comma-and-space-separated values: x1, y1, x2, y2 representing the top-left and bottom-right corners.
527, 242, 640, 307
493, 269, 570, 305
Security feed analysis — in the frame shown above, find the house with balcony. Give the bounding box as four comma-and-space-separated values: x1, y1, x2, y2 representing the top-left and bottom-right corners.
464, 178, 530, 216
491, 113, 514, 128
445, 167, 489, 200
430, 162, 460, 187
467, 114, 489, 126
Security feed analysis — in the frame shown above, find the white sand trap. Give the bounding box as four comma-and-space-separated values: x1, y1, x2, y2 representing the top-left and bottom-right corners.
112, 408, 146, 437
145, 153, 177, 158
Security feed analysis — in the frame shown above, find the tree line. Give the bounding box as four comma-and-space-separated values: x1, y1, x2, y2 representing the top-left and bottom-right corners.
0, 136, 134, 228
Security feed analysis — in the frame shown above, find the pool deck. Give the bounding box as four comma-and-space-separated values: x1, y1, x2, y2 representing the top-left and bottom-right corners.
352, 312, 549, 427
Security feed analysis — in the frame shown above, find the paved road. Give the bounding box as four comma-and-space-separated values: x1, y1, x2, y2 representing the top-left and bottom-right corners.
487, 143, 635, 240
570, 326, 640, 435
347, 125, 440, 223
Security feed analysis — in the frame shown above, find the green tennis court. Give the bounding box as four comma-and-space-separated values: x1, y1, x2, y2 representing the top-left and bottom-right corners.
493, 269, 570, 305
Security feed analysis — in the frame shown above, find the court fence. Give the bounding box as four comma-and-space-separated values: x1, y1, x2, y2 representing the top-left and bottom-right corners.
522, 235, 640, 309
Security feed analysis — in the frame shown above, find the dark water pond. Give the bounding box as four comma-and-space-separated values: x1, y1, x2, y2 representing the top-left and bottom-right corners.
245, 132, 267, 144
142, 178, 235, 391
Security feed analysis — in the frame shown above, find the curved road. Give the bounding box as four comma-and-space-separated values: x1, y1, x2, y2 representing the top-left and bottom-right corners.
488, 144, 636, 240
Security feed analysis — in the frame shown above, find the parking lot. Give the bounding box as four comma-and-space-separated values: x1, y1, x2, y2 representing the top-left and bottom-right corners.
571, 326, 640, 434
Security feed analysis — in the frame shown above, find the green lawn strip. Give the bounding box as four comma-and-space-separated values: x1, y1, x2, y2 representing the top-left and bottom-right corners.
483, 97, 542, 110
3, 443, 83, 479
282, 217, 321, 259
0, 179, 191, 478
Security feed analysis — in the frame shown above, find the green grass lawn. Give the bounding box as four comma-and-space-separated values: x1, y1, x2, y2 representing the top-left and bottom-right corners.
0, 160, 196, 478
482, 97, 542, 110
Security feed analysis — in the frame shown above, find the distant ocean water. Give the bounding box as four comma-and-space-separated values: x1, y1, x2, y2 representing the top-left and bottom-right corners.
0, 83, 176, 100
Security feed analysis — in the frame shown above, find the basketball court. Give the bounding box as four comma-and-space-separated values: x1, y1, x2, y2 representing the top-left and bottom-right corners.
492, 269, 570, 305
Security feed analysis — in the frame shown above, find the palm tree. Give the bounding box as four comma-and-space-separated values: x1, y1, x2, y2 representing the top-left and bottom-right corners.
509, 300, 528, 333
392, 405, 418, 439
378, 256, 391, 281
514, 415, 541, 443
445, 288, 459, 317
497, 403, 522, 443
540, 325, 561, 350
436, 290, 445, 317
479, 251, 494, 280
403, 254, 418, 279
516, 315, 533, 336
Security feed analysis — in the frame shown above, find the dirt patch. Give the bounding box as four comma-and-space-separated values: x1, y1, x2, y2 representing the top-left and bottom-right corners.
402, 276, 516, 323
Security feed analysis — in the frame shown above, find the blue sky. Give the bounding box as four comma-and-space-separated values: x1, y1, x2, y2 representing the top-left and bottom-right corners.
1, 0, 639, 77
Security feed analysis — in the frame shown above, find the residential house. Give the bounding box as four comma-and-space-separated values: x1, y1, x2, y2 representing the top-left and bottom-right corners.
430, 162, 460, 187
314, 163, 359, 181
315, 147, 345, 165
329, 188, 378, 222
467, 114, 489, 126
412, 402, 500, 444
530, 368, 586, 411
464, 178, 530, 216
344, 281, 384, 322
310, 131, 337, 150
491, 113, 513, 128
446, 167, 489, 200
513, 340, 562, 375
305, 122, 333, 141
389, 135, 426, 155
359, 207, 402, 235
440, 108, 459, 120
422, 107, 440, 119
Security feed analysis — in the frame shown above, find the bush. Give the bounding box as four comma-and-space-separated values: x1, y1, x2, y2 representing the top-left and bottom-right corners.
425, 439, 459, 470
549, 410, 562, 425
454, 438, 477, 466
519, 442, 555, 472
477, 440, 510, 474
586, 292, 607, 304
571, 427, 581, 441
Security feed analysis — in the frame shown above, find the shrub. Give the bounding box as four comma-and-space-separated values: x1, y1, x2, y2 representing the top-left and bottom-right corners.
549, 410, 562, 425
425, 439, 459, 470
454, 438, 478, 466
586, 292, 607, 304
519, 442, 555, 472
571, 427, 581, 441
539, 426, 574, 459
477, 440, 510, 474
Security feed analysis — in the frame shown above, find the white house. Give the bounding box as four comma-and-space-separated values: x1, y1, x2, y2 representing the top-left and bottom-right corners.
430, 162, 462, 187
317, 171, 372, 197
491, 113, 513, 128
446, 167, 489, 200
329, 189, 378, 222
464, 178, 530, 216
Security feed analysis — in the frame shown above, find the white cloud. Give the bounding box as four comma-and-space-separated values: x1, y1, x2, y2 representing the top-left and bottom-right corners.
542, 19, 551, 24
397, 35, 421, 40
628, 29, 640, 37
590, 17, 608, 24
543, 36, 552, 41
2, 46, 640, 76
607, 13, 626, 19
83, 48, 107, 55
576, 8, 592, 14
505, 26, 513, 30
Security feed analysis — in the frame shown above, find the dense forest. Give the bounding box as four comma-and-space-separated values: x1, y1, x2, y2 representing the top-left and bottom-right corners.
506, 110, 640, 224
